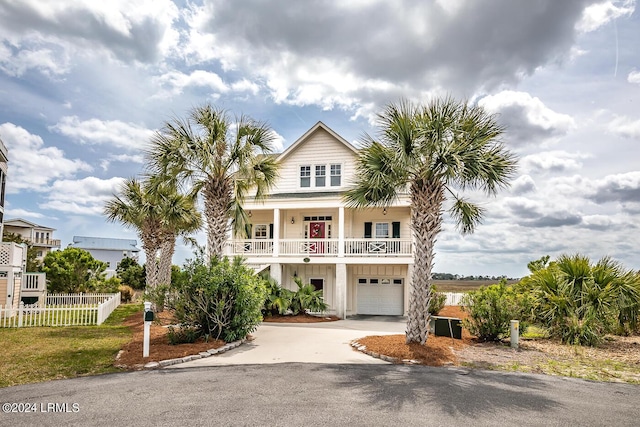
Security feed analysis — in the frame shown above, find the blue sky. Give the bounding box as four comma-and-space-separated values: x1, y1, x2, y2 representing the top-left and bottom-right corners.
0, 0, 638, 277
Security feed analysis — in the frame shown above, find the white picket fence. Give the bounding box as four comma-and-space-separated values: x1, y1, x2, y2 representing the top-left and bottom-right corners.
0, 292, 121, 328
442, 292, 465, 306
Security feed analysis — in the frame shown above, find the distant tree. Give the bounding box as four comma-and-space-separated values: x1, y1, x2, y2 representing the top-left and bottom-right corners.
104, 177, 201, 290
116, 257, 146, 290
41, 247, 107, 293
2, 231, 42, 272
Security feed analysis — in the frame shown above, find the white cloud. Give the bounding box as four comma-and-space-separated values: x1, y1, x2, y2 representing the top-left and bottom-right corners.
479, 91, 576, 146
576, 0, 635, 33
0, 122, 91, 193
0, 0, 180, 76
510, 175, 537, 195
50, 116, 154, 151
4, 208, 44, 219
182, 1, 598, 118
40, 176, 125, 215
270, 131, 285, 153
154, 70, 229, 98
628, 70, 640, 84
521, 151, 590, 173
609, 115, 640, 139
588, 170, 640, 204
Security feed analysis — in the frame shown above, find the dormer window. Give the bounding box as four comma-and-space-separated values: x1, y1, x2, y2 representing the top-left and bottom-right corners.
300, 166, 311, 187
315, 165, 326, 187
330, 164, 341, 186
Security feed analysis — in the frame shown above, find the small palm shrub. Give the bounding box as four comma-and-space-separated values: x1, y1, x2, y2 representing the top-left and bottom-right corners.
168, 255, 267, 342
521, 254, 640, 345
262, 276, 294, 316
290, 277, 328, 314
461, 280, 530, 341
428, 285, 447, 315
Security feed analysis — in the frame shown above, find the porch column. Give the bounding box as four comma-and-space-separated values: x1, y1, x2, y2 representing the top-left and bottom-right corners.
338, 206, 345, 257
270, 263, 282, 285
273, 208, 280, 257
335, 263, 347, 319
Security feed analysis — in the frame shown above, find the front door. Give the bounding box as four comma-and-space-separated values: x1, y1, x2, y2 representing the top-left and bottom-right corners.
309, 221, 325, 254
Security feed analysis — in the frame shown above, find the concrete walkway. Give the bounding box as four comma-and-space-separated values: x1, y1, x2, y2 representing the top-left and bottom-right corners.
169, 317, 406, 368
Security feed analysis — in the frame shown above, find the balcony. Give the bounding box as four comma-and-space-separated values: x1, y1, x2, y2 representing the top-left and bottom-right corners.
226, 238, 413, 258
27, 237, 61, 248
0, 242, 26, 267
21, 273, 46, 295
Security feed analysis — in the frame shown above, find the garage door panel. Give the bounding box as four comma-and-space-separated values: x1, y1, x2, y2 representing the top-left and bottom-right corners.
357, 283, 403, 315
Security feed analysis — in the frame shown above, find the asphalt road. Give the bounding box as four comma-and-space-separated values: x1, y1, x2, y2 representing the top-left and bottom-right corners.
1, 364, 638, 426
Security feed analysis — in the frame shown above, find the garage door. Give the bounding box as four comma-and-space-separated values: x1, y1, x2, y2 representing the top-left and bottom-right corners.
357, 278, 403, 315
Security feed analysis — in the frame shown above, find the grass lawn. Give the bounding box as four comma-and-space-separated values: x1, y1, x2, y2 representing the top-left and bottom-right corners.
0, 303, 142, 388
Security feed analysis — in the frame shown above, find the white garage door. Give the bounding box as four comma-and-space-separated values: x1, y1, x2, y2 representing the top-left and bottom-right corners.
357, 278, 403, 315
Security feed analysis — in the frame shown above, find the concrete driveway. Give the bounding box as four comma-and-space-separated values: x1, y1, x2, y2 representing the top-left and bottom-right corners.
169, 316, 406, 368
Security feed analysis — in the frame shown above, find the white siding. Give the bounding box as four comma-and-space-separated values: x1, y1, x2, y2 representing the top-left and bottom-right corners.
275, 128, 357, 194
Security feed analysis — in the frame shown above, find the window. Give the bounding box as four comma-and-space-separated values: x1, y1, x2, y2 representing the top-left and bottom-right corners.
254, 224, 268, 239
300, 166, 311, 187
330, 164, 341, 186
315, 165, 326, 187
36, 251, 43, 257
375, 223, 389, 238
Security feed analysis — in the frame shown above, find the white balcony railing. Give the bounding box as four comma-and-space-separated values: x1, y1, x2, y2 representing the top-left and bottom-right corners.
225, 238, 413, 257
22, 273, 46, 293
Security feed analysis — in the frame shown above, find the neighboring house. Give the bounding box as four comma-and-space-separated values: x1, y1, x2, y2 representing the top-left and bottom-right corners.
70, 236, 140, 278
3, 218, 61, 260
225, 122, 413, 318
0, 141, 46, 307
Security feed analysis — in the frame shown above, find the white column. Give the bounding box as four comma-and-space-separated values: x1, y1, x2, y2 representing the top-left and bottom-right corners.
338, 206, 345, 257
270, 263, 282, 285
273, 208, 280, 257
335, 263, 347, 319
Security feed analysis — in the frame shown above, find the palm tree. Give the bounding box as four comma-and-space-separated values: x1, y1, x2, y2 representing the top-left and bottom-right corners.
344, 97, 517, 344
104, 177, 201, 290
145, 105, 280, 259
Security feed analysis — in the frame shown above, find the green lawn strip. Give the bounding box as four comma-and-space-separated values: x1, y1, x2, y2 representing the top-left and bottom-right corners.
0, 303, 143, 388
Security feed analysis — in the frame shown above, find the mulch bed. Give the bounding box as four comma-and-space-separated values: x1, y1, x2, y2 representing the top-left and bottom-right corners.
263, 313, 340, 323
354, 306, 474, 366
115, 311, 226, 369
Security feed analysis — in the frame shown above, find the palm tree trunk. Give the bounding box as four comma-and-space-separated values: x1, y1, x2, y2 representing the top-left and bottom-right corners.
140, 225, 160, 289
158, 234, 176, 286
406, 178, 444, 345
203, 181, 232, 259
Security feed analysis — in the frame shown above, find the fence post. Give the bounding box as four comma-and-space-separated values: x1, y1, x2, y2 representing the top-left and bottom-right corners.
18, 301, 24, 327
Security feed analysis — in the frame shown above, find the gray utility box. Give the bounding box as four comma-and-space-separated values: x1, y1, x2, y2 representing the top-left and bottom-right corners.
429, 316, 463, 339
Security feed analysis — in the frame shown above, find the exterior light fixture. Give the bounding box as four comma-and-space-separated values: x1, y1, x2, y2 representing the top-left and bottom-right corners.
383, 208, 387, 215
248, 210, 252, 217
291, 217, 295, 224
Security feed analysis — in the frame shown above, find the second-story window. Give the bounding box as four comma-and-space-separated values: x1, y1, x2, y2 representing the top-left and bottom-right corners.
300, 166, 311, 187
375, 223, 389, 238
254, 224, 268, 239
330, 164, 341, 186
315, 165, 326, 187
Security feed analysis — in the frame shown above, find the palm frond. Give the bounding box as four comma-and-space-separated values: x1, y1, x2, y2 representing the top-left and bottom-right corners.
448, 194, 485, 234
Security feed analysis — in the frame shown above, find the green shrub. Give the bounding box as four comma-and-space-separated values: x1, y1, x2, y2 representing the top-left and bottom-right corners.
118, 285, 135, 303
262, 277, 294, 316
520, 254, 640, 346
461, 280, 529, 341
428, 286, 446, 315
290, 277, 328, 314
168, 255, 267, 342
143, 283, 170, 312
167, 326, 202, 345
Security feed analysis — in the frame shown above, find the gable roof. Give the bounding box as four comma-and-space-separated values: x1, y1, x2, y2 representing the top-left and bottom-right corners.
71, 236, 140, 252
4, 218, 55, 231
276, 121, 359, 162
